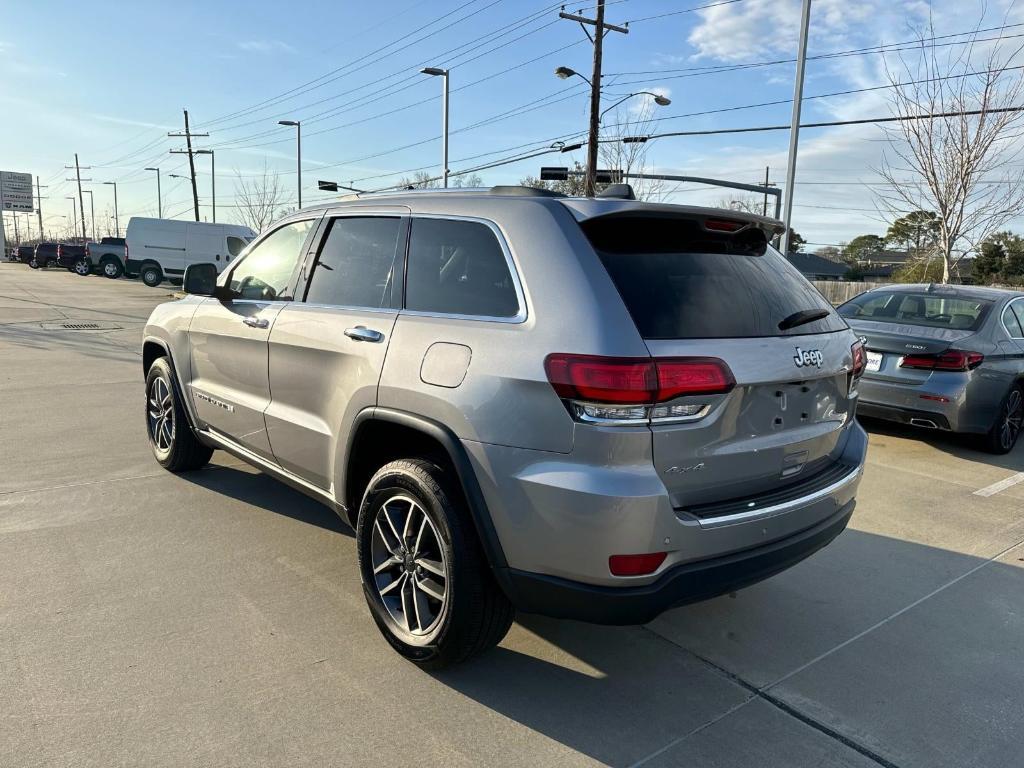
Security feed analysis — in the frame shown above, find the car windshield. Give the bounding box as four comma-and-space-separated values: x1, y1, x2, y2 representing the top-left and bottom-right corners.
838, 291, 993, 331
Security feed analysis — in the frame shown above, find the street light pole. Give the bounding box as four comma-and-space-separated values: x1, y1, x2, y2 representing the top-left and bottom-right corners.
780, 0, 812, 253
82, 189, 95, 241
196, 150, 215, 222
66, 197, 77, 240
145, 168, 162, 217
278, 120, 301, 208
420, 68, 450, 187
103, 182, 119, 237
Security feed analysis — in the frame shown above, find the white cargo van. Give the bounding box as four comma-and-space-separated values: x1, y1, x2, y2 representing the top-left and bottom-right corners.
125, 217, 257, 287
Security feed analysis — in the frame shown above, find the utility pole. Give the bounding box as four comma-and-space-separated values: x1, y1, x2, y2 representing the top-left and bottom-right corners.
168, 110, 208, 222
64, 154, 90, 241
559, 1, 628, 196
82, 190, 95, 241
763, 166, 770, 216
103, 181, 119, 236
35, 176, 45, 241
780, 0, 812, 254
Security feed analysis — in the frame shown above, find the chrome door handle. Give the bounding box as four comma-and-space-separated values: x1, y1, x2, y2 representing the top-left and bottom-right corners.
344, 326, 384, 343
243, 317, 269, 329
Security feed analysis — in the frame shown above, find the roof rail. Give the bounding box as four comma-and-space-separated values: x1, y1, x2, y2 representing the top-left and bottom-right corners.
488, 185, 565, 198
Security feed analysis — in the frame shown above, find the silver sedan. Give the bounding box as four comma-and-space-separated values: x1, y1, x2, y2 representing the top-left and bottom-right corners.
839, 283, 1024, 454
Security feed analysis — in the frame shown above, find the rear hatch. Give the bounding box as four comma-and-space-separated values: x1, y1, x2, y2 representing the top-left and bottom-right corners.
838, 288, 992, 385
578, 211, 857, 510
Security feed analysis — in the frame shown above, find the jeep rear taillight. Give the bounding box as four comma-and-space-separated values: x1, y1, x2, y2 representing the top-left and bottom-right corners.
544, 354, 733, 424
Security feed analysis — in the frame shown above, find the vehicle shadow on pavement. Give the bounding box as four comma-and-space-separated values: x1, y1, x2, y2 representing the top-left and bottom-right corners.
433, 530, 1024, 768
858, 415, 1024, 472
182, 465, 354, 537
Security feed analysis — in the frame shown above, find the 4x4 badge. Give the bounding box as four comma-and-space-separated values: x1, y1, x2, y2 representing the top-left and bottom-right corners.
793, 347, 823, 368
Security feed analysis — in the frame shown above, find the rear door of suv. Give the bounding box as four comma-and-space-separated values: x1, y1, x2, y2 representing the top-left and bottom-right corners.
264, 210, 407, 490
579, 212, 858, 511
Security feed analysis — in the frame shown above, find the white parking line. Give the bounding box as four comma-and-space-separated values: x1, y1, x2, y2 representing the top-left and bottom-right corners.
974, 472, 1024, 497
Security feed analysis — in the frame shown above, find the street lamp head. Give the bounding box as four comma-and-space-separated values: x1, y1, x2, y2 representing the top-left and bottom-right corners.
144, 167, 158, 172
278, 120, 299, 127
102, 181, 115, 186
653, 94, 671, 106
420, 66, 447, 77
554, 66, 577, 79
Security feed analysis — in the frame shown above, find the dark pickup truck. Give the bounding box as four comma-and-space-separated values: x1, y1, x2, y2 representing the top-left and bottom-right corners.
32, 243, 89, 272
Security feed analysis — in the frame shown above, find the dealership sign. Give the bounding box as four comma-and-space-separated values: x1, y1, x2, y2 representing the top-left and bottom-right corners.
1, 171, 34, 212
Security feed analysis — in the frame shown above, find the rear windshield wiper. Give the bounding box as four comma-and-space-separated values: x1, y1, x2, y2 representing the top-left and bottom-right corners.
778, 308, 830, 331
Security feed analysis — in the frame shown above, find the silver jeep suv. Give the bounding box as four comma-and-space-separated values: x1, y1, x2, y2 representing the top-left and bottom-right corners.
142, 186, 868, 668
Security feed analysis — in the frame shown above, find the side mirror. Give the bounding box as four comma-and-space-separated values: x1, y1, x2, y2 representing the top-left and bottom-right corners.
182, 263, 219, 297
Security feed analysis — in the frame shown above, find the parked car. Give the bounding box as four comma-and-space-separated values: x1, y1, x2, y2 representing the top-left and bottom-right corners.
85, 236, 127, 278
839, 283, 1024, 453
15, 245, 35, 264
59, 244, 90, 274
30, 242, 58, 269
142, 186, 868, 668
126, 217, 256, 287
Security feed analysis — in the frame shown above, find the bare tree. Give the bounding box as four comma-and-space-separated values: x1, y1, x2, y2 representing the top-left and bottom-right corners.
233, 162, 287, 232
397, 171, 440, 189
877, 20, 1024, 282
599, 101, 669, 201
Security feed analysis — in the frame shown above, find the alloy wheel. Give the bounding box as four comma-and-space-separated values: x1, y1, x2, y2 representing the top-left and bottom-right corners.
147, 376, 175, 451
103, 262, 119, 277
1000, 389, 1023, 451
370, 494, 448, 636
74, 260, 90, 275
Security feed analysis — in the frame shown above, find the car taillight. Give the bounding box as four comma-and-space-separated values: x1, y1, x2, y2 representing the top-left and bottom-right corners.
900, 350, 983, 372
57, 244, 63, 257
704, 218, 745, 232
851, 339, 866, 379
544, 354, 734, 424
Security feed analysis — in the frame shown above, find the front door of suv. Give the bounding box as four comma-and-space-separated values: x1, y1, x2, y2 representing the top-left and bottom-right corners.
188, 217, 319, 460
265, 214, 406, 490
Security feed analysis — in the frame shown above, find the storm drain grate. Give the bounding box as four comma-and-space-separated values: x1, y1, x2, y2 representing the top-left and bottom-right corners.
39, 321, 123, 332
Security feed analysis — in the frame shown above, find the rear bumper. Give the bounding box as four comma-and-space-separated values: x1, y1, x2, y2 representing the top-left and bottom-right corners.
503, 501, 854, 625
856, 401, 952, 430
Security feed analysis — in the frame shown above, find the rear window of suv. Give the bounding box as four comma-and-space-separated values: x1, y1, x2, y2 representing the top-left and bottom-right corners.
838, 291, 992, 331
582, 214, 845, 339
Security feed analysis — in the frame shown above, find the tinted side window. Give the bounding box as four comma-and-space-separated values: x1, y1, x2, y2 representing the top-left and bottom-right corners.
1003, 305, 1023, 337
227, 236, 248, 257
229, 220, 314, 300
1010, 301, 1024, 338
406, 218, 519, 318
305, 217, 402, 308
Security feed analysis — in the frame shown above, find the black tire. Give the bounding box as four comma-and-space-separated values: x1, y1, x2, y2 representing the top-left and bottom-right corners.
983, 384, 1024, 454
140, 263, 163, 287
73, 257, 91, 276
28, 257, 40, 269
145, 357, 214, 471
100, 258, 123, 279
356, 459, 514, 669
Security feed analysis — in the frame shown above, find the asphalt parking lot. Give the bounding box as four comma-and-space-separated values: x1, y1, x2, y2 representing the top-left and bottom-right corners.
2, 261, 1023, 768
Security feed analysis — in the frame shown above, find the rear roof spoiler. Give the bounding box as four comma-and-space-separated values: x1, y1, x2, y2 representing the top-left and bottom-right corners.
558, 199, 786, 237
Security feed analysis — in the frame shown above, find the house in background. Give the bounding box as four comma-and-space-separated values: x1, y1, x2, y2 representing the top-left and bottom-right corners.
785, 251, 849, 280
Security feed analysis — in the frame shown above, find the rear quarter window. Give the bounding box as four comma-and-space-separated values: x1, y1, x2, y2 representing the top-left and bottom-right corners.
582, 215, 844, 339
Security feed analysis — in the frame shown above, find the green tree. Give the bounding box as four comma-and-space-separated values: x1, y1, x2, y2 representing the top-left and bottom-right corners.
893, 257, 945, 282
998, 233, 1024, 282
885, 210, 940, 254
843, 234, 886, 263
973, 236, 1007, 283
788, 230, 806, 253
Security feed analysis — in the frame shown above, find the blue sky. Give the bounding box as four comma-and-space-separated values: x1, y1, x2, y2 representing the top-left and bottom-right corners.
2, 0, 1022, 248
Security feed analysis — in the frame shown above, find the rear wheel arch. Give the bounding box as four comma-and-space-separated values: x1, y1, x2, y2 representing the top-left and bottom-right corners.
342, 409, 509, 576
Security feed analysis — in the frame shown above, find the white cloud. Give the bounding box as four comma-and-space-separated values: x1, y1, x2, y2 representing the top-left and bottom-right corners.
236, 40, 295, 54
